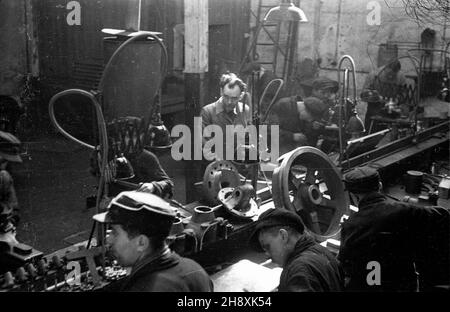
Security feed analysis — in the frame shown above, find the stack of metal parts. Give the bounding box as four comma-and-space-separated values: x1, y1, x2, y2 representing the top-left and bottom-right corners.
0, 250, 127, 292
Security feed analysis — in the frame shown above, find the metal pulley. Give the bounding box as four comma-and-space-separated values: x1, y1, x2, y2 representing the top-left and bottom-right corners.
218, 184, 259, 219
202, 160, 241, 205
272, 146, 349, 241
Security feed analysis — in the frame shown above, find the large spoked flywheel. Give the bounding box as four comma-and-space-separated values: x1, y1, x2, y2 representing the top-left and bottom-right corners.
272, 147, 349, 242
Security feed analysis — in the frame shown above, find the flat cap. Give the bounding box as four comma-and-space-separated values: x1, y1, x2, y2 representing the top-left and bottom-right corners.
0, 131, 22, 163
93, 191, 176, 224
343, 166, 380, 193
360, 89, 383, 103
312, 77, 339, 93
304, 96, 329, 118
249, 208, 305, 251
386, 60, 401, 72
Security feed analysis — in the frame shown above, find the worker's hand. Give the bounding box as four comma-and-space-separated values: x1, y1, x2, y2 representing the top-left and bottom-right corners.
312, 121, 325, 130
137, 183, 155, 194
292, 133, 308, 144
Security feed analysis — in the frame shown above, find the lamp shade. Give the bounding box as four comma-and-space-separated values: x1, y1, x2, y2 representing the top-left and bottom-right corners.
264, 2, 308, 22
114, 155, 135, 180
146, 123, 172, 149
346, 115, 365, 139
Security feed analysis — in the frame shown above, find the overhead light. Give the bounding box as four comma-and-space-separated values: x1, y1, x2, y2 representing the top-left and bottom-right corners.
146, 123, 173, 150
346, 114, 365, 139
114, 155, 135, 180
263, 1, 308, 22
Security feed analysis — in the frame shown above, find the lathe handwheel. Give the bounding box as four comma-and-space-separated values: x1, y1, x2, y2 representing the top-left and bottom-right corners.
272, 147, 349, 241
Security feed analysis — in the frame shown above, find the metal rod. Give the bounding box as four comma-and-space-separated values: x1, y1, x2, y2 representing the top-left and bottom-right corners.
137, 0, 142, 31
336, 55, 357, 167
261, 78, 284, 122
97, 31, 168, 123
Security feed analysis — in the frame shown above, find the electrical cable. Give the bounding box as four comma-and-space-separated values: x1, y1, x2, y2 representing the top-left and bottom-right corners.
336, 55, 357, 168
49, 32, 170, 253
261, 78, 284, 123
98, 31, 168, 125
49, 88, 108, 254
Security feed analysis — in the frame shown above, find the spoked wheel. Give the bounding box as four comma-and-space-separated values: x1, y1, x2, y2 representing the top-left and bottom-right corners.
272, 147, 349, 241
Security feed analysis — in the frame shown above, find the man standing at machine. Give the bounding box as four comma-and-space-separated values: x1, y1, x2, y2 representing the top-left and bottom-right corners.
200, 72, 252, 161
340, 166, 450, 291
361, 60, 410, 127
93, 191, 213, 292
249, 208, 344, 292
363, 60, 407, 99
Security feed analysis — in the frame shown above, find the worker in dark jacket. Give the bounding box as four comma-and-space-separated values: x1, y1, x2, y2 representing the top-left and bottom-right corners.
93, 191, 213, 292
265, 77, 339, 155
249, 208, 344, 292
267, 96, 333, 155
340, 166, 450, 292
362, 60, 407, 101
90, 116, 174, 199
362, 60, 412, 118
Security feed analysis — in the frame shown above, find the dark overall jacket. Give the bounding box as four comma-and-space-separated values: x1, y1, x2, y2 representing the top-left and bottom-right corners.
107, 149, 174, 198
339, 192, 450, 292
278, 235, 344, 292
266, 96, 324, 156
119, 248, 213, 292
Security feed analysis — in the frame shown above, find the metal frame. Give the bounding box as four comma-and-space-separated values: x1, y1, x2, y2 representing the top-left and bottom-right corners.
340, 121, 449, 170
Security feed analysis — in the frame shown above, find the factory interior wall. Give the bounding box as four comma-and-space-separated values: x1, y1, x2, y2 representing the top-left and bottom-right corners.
295, 0, 450, 94
0, 0, 28, 95
248, 0, 450, 96
1, 0, 250, 113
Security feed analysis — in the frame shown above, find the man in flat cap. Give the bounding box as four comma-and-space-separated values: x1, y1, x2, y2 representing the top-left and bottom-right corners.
340, 166, 450, 291
249, 208, 344, 292
265, 77, 339, 155
310, 76, 339, 107
93, 191, 213, 292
